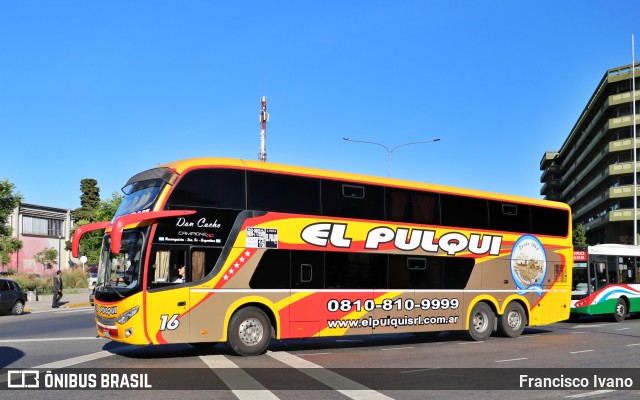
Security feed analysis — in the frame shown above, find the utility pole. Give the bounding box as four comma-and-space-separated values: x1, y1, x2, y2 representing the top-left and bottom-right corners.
259, 96, 269, 162
633, 34, 638, 245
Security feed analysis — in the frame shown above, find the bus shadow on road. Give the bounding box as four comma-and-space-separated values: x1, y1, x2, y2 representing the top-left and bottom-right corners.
102, 341, 228, 359
100, 328, 558, 359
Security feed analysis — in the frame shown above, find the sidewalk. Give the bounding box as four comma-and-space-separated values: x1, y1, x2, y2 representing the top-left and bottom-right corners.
24, 288, 92, 312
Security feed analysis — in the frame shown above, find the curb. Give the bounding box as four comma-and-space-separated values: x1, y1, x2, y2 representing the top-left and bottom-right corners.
24, 302, 92, 313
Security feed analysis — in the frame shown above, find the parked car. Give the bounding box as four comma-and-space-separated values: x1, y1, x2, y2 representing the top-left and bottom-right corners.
89, 287, 95, 306
88, 272, 98, 287
0, 278, 27, 315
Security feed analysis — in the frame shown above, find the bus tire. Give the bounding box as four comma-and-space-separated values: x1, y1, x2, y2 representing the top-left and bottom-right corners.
465, 302, 494, 341
226, 306, 271, 356
613, 298, 628, 322
497, 302, 526, 338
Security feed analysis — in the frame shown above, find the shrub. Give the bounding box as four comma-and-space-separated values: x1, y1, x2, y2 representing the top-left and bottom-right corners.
12, 269, 88, 294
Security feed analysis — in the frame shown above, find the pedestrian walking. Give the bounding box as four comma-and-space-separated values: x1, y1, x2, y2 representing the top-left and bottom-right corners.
52, 271, 63, 308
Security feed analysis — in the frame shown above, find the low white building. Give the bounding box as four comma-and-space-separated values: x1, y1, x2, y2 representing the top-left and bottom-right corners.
4, 203, 74, 275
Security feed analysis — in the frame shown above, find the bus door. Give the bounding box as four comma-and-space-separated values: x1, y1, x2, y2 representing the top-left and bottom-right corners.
145, 246, 191, 344
591, 258, 608, 291
289, 251, 330, 338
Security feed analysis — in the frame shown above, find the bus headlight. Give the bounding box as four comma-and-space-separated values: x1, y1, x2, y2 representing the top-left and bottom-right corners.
117, 306, 140, 325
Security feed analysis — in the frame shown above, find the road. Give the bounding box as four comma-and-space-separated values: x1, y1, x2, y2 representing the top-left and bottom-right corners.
1, 308, 640, 399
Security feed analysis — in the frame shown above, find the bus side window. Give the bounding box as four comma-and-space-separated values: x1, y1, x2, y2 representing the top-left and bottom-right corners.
291, 251, 324, 289
300, 264, 312, 283
148, 248, 187, 287
153, 250, 171, 283
192, 250, 205, 281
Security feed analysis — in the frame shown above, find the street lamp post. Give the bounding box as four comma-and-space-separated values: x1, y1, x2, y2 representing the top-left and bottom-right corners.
342, 137, 441, 177
58, 235, 64, 272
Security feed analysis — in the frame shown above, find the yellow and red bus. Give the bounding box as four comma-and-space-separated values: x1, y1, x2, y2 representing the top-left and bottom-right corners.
72, 158, 572, 356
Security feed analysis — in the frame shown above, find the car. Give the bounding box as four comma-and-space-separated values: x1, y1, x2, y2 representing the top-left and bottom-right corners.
89, 287, 95, 306
87, 272, 98, 287
0, 278, 27, 315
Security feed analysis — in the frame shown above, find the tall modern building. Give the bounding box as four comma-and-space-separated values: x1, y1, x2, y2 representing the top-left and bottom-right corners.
540, 63, 640, 245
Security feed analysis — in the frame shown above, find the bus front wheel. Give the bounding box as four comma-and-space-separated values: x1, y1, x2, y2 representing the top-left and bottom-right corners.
465, 302, 494, 341
226, 306, 271, 356
613, 298, 628, 322
497, 302, 526, 338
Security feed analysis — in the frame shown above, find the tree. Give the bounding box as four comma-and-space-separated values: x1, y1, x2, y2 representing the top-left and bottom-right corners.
75, 179, 100, 222
34, 247, 58, 271
573, 223, 588, 247
0, 179, 23, 269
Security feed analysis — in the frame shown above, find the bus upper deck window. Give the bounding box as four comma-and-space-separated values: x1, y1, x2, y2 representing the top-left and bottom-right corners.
342, 185, 364, 199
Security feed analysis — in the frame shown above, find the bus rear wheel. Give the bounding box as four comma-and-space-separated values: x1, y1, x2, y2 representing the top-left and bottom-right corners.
613, 298, 628, 322
226, 306, 271, 356
497, 302, 526, 338
465, 302, 494, 341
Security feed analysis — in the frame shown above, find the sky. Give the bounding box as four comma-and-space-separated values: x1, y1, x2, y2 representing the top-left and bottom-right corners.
1, 1, 639, 210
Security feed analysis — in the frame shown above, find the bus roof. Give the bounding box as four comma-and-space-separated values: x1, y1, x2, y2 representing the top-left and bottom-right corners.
588, 244, 640, 257
158, 157, 569, 210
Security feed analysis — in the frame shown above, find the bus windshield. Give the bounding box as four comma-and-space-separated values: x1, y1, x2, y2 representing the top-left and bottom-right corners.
113, 167, 179, 220
96, 230, 144, 301
572, 262, 589, 294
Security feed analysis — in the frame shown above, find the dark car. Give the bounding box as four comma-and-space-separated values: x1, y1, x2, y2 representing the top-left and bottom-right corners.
0, 278, 27, 315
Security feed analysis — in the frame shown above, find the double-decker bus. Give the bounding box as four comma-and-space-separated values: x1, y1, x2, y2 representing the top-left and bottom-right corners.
571, 244, 640, 321
73, 158, 572, 356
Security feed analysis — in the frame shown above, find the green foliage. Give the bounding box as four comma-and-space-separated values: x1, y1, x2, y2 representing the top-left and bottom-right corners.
73, 189, 124, 265
34, 247, 58, 270
0, 178, 23, 267
96, 191, 124, 221
12, 274, 45, 292
13, 269, 88, 294
61, 267, 89, 289
573, 223, 588, 247
75, 178, 100, 222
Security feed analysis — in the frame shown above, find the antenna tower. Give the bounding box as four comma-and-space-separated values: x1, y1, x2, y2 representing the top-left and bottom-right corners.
259, 96, 269, 162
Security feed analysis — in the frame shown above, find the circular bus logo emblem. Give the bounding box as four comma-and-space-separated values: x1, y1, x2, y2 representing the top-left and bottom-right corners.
510, 235, 546, 296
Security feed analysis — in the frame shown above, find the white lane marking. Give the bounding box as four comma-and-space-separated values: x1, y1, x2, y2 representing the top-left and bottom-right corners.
35, 350, 114, 369
0, 350, 115, 385
401, 368, 440, 374
615, 327, 631, 331
381, 347, 414, 351
565, 390, 616, 398
267, 351, 392, 400
572, 323, 613, 329
626, 343, 640, 347
569, 350, 595, 354
200, 355, 278, 400
495, 358, 528, 363
0, 337, 100, 344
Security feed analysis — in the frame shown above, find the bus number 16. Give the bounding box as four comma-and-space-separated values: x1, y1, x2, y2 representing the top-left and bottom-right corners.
159, 314, 180, 331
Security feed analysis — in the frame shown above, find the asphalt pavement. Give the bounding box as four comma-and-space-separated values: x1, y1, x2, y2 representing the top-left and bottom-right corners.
23, 287, 92, 313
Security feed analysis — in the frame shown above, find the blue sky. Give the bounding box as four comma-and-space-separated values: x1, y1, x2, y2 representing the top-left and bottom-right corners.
1, 1, 638, 210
